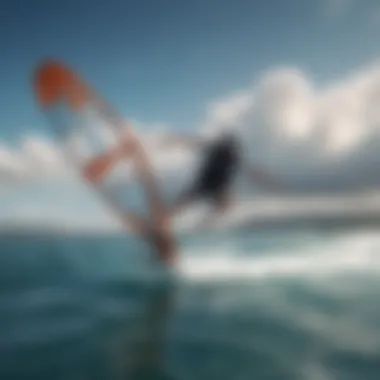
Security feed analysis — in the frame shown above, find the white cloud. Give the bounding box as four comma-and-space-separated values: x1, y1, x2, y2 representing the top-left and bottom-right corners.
0, 144, 27, 176
254, 68, 316, 142
0, 136, 70, 187
204, 61, 380, 190
203, 92, 252, 136
0, 122, 194, 190
21, 136, 66, 174
3, 59, 380, 193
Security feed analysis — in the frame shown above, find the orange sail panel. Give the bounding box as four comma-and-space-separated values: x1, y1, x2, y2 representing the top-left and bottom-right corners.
35, 61, 92, 111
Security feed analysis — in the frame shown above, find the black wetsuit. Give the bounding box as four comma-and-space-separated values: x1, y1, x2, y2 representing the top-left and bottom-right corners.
186, 134, 240, 202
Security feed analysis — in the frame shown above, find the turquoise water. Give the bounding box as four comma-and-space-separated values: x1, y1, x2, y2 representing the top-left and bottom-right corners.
1, 227, 380, 379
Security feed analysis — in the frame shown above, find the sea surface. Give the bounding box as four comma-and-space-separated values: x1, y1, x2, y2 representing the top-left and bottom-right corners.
1, 226, 380, 380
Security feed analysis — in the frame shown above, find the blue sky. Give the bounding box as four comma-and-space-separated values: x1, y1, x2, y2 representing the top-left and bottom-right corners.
1, 0, 379, 139
2, 0, 380, 227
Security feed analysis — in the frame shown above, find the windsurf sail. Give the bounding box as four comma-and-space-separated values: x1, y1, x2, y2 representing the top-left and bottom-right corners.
33, 60, 177, 263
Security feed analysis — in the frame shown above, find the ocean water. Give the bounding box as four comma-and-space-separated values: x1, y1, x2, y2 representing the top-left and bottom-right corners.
1, 227, 380, 380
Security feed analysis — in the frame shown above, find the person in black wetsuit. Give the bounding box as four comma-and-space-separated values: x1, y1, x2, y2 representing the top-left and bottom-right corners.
163, 131, 283, 218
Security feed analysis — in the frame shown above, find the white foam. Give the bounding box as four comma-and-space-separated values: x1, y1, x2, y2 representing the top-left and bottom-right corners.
175, 231, 380, 282
173, 192, 380, 235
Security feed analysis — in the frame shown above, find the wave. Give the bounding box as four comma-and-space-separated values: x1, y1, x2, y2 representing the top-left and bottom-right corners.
176, 230, 380, 282
174, 192, 380, 235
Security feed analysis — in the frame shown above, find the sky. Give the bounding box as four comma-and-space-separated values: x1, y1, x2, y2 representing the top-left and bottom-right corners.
1, 0, 380, 228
